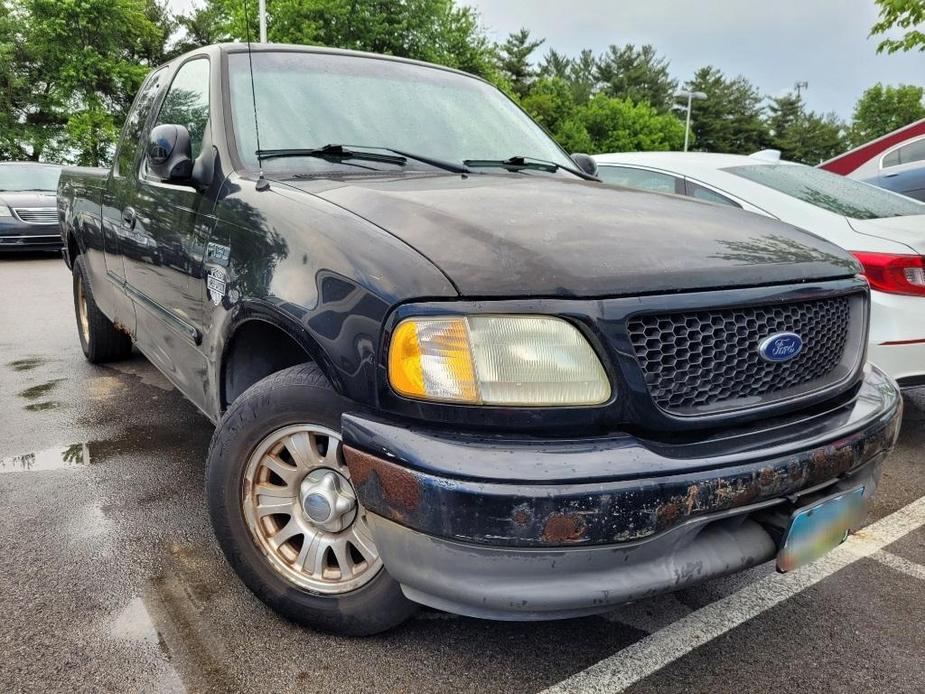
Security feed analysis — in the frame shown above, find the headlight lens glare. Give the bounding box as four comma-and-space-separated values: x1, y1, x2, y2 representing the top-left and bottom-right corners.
388, 315, 611, 406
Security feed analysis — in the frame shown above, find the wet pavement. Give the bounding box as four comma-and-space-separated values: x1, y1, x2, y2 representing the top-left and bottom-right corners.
1, 255, 923, 694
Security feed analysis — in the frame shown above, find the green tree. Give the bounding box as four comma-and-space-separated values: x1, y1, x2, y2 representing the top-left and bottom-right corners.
767, 93, 806, 160
558, 94, 685, 153
496, 28, 544, 97
871, 0, 925, 53
684, 66, 768, 153
767, 93, 846, 164
0, 1, 24, 159
539, 48, 570, 80
797, 112, 846, 164
849, 83, 925, 145
170, 1, 229, 56
595, 44, 677, 112
566, 49, 597, 106
520, 77, 576, 136
0, 0, 171, 164
185, 0, 500, 80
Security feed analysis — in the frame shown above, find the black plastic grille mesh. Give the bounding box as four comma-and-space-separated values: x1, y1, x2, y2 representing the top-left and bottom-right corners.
627, 296, 852, 412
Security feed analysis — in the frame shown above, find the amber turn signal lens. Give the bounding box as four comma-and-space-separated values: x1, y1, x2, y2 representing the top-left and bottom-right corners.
388, 317, 478, 403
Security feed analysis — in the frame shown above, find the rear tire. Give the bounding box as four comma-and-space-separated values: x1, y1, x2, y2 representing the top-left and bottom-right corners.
72, 255, 133, 363
206, 363, 418, 636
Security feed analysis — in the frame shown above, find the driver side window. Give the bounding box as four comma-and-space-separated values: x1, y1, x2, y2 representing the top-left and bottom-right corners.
155, 58, 211, 160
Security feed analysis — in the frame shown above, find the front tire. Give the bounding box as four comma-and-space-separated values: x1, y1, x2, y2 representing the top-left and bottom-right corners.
72, 255, 133, 363
206, 363, 417, 636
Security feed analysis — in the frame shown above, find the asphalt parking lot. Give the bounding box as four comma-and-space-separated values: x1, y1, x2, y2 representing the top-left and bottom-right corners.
1, 255, 923, 694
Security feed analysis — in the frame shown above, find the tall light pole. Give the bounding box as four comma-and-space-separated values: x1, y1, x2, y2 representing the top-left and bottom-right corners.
258, 0, 267, 43
674, 89, 707, 152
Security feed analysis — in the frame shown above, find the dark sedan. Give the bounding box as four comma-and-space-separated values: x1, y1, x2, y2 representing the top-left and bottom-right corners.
0, 162, 62, 252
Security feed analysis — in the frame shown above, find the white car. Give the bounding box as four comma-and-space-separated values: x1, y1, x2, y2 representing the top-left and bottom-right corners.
593, 151, 925, 388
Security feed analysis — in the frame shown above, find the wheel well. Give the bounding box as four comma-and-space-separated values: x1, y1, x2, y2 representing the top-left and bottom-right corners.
67, 232, 80, 268
222, 320, 313, 410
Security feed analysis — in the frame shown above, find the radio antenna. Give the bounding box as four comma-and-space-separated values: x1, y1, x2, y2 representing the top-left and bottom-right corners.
243, 0, 268, 190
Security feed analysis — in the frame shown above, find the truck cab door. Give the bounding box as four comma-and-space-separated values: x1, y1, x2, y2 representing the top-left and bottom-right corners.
98, 66, 168, 333
122, 57, 217, 411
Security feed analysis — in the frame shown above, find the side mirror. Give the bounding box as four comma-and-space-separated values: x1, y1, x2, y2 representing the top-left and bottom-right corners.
571, 153, 598, 177
147, 124, 193, 182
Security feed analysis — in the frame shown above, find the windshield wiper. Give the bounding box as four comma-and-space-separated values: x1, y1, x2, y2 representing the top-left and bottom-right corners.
256, 144, 471, 175
368, 147, 471, 174
256, 144, 408, 167
464, 155, 598, 181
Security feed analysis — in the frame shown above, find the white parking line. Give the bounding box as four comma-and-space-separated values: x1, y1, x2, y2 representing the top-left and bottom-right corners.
543, 495, 925, 694
873, 549, 925, 581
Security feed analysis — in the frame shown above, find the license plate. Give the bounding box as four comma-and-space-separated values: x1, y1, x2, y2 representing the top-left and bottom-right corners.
776, 486, 866, 572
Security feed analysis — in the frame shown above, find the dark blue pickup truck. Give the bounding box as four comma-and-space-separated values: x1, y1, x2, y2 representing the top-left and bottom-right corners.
58, 43, 901, 635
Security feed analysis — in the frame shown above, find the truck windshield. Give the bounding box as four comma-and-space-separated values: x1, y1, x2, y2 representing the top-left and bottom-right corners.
0, 165, 62, 192
725, 164, 925, 220
228, 51, 573, 173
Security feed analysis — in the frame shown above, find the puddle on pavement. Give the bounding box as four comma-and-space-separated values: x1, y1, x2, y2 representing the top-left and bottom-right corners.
83, 375, 125, 400
24, 401, 63, 412
69, 502, 113, 542
7, 356, 47, 371
18, 378, 65, 400
106, 361, 174, 392
110, 597, 185, 693
0, 443, 90, 473
111, 597, 164, 648
138, 543, 239, 692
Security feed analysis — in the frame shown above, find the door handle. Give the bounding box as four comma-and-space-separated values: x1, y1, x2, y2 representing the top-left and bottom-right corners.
121, 206, 137, 229
883, 172, 900, 178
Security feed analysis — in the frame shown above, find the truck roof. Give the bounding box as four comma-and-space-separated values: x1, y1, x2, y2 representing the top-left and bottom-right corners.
163, 42, 481, 82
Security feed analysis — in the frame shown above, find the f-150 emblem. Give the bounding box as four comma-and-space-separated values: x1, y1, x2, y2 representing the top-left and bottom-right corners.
207, 268, 227, 306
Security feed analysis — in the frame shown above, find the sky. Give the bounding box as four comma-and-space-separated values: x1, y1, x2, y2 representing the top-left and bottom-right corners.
167, 0, 924, 119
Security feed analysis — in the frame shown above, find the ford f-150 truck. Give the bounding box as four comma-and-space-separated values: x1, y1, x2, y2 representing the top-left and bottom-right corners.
58, 43, 902, 636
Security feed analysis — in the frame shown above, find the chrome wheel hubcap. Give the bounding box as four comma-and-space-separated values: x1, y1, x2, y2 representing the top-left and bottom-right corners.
242, 424, 381, 594
299, 469, 357, 532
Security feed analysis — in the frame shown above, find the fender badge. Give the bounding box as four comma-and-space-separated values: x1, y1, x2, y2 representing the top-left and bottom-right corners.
207, 268, 227, 306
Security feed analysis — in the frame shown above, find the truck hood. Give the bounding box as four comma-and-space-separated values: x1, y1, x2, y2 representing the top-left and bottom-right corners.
847, 215, 925, 255
287, 173, 859, 297
0, 191, 57, 208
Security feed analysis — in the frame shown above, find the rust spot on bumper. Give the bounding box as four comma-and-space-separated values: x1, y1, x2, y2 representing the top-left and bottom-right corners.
343, 446, 422, 514
542, 514, 587, 543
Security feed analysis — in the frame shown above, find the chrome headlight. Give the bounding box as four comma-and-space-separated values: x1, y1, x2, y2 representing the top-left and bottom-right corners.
0, 204, 12, 217
388, 315, 611, 406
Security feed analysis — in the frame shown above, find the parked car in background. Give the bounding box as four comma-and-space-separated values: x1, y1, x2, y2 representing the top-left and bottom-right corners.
853, 137, 925, 202
593, 152, 925, 388
820, 118, 925, 202
0, 162, 63, 252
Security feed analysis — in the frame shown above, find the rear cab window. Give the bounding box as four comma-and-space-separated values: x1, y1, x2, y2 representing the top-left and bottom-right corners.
724, 164, 925, 219
597, 165, 682, 194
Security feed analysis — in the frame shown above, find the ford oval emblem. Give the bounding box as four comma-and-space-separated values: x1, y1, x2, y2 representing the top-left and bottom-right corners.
758, 332, 803, 363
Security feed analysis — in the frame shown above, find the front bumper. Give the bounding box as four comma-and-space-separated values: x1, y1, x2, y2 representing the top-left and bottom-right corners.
0, 218, 61, 251
341, 366, 902, 619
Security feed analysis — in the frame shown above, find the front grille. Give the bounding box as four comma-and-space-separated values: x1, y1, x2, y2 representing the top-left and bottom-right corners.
628, 295, 857, 414
13, 207, 57, 225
